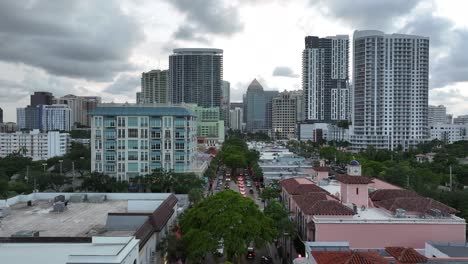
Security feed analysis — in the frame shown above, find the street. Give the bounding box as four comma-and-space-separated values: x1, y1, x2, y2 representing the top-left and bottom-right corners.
204, 169, 280, 264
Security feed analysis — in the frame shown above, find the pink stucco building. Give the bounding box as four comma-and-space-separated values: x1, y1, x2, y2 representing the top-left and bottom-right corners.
280, 171, 466, 250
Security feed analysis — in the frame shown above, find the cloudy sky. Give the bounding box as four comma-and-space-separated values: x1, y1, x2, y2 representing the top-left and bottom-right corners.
1, 0, 468, 121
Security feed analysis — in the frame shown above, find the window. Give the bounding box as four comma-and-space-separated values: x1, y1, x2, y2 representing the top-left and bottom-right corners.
105, 130, 116, 139
117, 140, 125, 150
105, 141, 115, 150
164, 141, 171, 149
128, 151, 138, 161
175, 153, 185, 161
140, 117, 149, 127
95, 152, 101, 161
105, 153, 116, 161
118, 152, 125, 161
128, 140, 138, 150
95, 140, 102, 150
104, 119, 115, 127
128, 117, 138, 127
165, 130, 171, 138
117, 117, 126, 127
164, 117, 172, 127
175, 119, 185, 127
140, 140, 148, 149
105, 164, 115, 172
117, 129, 126, 138
151, 131, 161, 139
128, 129, 138, 138
165, 154, 171, 161
94, 117, 103, 127
356, 188, 359, 195
175, 132, 184, 139
151, 154, 161, 161
175, 142, 185, 150
150, 118, 161, 127
95, 129, 102, 138
140, 129, 148, 138
140, 152, 148, 161
151, 141, 161, 150
128, 163, 138, 172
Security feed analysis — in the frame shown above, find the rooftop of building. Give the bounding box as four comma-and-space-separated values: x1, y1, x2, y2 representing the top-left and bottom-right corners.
282, 177, 464, 224
0, 192, 174, 238
311, 251, 389, 264
90, 103, 195, 117
172, 48, 223, 54
428, 242, 468, 257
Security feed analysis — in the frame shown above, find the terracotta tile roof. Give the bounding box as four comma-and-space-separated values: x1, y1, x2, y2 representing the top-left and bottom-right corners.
375, 196, 458, 215
369, 189, 419, 201
281, 178, 328, 195
313, 166, 330, 172
336, 175, 374, 184
385, 247, 428, 263
293, 192, 354, 216
312, 251, 389, 264
134, 194, 178, 250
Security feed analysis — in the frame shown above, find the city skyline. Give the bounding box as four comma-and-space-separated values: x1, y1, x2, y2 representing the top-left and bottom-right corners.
1, 0, 468, 122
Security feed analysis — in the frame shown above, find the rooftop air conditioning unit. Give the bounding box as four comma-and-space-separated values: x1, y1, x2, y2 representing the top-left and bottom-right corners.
395, 208, 406, 218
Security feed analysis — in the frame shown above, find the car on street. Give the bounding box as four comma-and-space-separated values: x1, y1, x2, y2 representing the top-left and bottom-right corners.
246, 247, 255, 259
224, 184, 230, 189
226, 177, 231, 182
246, 182, 252, 187
249, 188, 254, 194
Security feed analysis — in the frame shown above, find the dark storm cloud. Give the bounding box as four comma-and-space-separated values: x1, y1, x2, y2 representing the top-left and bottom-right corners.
167, 0, 244, 42
272, 66, 299, 78
0, 1, 144, 81
400, 13, 468, 88
309, 0, 421, 30
104, 74, 140, 96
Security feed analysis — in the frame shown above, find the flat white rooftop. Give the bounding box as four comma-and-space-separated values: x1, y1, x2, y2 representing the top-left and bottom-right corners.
0, 200, 127, 237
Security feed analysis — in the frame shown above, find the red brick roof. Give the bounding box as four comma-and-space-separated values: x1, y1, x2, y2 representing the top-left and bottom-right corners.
313, 166, 330, 172
385, 247, 428, 263
369, 189, 419, 201
281, 178, 329, 195
293, 192, 354, 216
336, 175, 374, 184
312, 251, 389, 264
375, 196, 458, 215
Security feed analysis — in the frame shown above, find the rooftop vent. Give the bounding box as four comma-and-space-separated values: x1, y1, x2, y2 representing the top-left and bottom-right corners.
51, 201, 67, 213
395, 208, 406, 218
54, 195, 65, 203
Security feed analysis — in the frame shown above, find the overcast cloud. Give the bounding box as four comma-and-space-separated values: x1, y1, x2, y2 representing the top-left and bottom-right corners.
1, 0, 468, 121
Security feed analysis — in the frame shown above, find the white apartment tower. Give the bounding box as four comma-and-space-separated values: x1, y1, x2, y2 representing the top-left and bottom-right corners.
429, 105, 448, 125
350, 30, 430, 150
302, 35, 350, 122
229, 107, 243, 131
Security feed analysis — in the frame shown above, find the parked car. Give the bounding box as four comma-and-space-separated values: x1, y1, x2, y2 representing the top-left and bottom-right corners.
226, 177, 231, 182
246, 247, 255, 259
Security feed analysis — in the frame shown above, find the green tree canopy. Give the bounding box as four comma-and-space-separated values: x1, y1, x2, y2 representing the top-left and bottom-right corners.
180, 190, 276, 262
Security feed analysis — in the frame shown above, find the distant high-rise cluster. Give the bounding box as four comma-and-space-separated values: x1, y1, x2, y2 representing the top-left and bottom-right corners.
140, 69, 169, 104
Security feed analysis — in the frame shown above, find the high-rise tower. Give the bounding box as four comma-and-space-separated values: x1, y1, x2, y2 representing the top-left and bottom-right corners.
140, 69, 169, 104
169, 48, 223, 108
350, 30, 430, 150
302, 35, 349, 123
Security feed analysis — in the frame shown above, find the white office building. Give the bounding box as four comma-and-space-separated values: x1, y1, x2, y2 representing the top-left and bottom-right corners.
349, 30, 430, 151
429, 105, 448, 125
0, 129, 70, 160
229, 107, 243, 131
41, 104, 72, 131
430, 123, 468, 144
90, 104, 197, 180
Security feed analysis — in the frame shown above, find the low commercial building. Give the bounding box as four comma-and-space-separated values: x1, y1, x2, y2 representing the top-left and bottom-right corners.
280, 162, 466, 250
0, 192, 179, 264
90, 104, 197, 180
0, 129, 70, 160
297, 123, 348, 142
